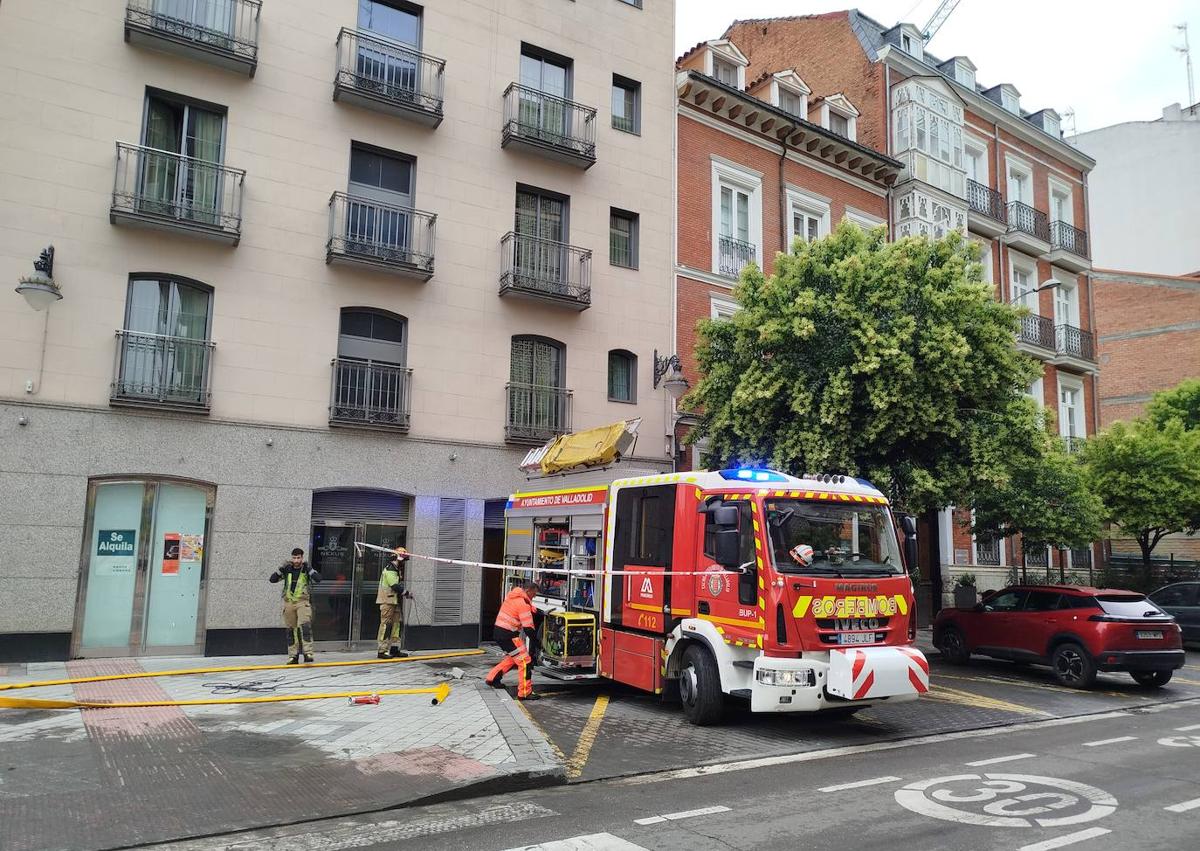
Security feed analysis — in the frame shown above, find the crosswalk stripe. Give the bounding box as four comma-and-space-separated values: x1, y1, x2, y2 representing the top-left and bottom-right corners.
1165, 797, 1200, 813
1082, 735, 1137, 747
503, 833, 649, 850
634, 805, 731, 825
1018, 827, 1111, 851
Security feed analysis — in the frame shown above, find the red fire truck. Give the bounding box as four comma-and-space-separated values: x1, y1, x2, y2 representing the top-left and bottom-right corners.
502, 461, 929, 725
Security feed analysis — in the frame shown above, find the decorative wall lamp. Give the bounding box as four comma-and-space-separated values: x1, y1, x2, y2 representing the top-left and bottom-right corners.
653, 349, 689, 400
15, 246, 62, 311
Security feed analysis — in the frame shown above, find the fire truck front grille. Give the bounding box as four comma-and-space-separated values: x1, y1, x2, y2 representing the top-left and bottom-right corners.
816, 617, 890, 631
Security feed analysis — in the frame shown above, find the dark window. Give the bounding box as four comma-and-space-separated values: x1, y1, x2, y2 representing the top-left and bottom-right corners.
984, 590, 1026, 612
611, 74, 640, 133
1023, 591, 1062, 612
1151, 584, 1200, 608
616, 0, 643, 7
615, 485, 675, 568
609, 208, 638, 268
1061, 594, 1100, 610
607, 350, 636, 402
701, 500, 756, 603
349, 146, 413, 196
339, 308, 406, 351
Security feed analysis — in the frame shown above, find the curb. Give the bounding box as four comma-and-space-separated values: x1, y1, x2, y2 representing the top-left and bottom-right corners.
112, 763, 567, 851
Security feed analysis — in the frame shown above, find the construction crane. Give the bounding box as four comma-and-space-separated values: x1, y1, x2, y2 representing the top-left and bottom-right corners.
1176, 23, 1195, 114
921, 0, 963, 44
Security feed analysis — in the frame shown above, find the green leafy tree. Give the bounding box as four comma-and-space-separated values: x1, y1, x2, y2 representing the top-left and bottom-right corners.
1083, 419, 1200, 571
971, 427, 1104, 579
685, 222, 1041, 514
1146, 378, 1200, 432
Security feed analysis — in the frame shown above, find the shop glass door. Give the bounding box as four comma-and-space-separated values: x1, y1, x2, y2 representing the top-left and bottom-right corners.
310, 522, 407, 648
75, 479, 211, 657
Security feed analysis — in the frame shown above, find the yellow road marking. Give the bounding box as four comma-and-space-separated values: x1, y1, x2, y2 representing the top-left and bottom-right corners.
566, 694, 610, 779
516, 700, 567, 765
923, 684, 1048, 716
932, 671, 1129, 699
1, 682, 452, 710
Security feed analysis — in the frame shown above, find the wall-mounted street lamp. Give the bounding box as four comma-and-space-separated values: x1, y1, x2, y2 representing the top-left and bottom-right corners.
653, 349, 689, 400
1007, 279, 1059, 305
15, 246, 62, 311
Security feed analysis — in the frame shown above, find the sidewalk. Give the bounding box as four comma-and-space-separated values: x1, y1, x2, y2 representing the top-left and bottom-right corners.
0, 649, 564, 851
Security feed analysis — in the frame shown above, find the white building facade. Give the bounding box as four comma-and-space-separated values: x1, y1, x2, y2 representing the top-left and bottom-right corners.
0, 0, 676, 660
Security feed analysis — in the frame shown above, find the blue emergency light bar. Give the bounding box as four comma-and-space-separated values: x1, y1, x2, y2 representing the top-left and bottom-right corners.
719, 468, 790, 483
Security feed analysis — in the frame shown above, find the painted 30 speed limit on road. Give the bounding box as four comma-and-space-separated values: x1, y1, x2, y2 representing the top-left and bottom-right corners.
894, 773, 1117, 829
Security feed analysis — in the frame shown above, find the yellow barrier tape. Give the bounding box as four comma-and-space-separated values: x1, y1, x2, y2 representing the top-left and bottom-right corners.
0, 682, 453, 711
0, 649, 484, 693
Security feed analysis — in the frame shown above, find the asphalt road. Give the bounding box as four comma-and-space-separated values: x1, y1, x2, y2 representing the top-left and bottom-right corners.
150, 696, 1200, 851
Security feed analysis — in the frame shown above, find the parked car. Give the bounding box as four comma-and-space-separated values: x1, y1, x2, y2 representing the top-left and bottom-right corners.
933, 584, 1185, 689
1149, 582, 1200, 646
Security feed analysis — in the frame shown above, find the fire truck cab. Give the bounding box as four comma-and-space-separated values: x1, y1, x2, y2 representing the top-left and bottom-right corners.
503, 457, 929, 725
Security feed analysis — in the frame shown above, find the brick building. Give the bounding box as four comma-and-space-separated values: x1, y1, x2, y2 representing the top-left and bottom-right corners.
680, 13, 1103, 608
671, 38, 900, 471
1092, 268, 1200, 564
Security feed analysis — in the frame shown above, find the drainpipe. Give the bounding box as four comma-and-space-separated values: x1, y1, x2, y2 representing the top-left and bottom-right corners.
779, 131, 791, 256
1082, 169, 1100, 437
993, 117, 1006, 303
885, 64, 893, 235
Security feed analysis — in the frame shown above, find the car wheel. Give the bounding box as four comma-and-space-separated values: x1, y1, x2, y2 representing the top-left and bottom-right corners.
1051, 642, 1097, 689
1131, 670, 1173, 688
938, 626, 970, 665
678, 645, 724, 726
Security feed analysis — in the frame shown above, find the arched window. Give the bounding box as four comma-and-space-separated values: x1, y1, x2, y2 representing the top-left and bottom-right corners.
331, 308, 410, 429
607, 349, 636, 403
115, 274, 214, 407
508, 336, 567, 441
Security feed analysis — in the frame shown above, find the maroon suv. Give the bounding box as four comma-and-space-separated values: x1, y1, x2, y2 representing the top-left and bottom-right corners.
933, 584, 1185, 688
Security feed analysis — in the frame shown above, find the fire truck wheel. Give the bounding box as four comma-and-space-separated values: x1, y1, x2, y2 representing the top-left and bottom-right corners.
679, 644, 723, 726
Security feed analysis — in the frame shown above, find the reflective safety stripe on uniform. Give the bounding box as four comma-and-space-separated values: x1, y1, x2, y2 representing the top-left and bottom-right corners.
488, 634, 533, 698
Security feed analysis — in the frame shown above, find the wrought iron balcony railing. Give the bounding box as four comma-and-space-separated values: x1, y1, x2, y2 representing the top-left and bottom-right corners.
1056, 324, 1096, 362
718, 234, 756, 278
329, 358, 412, 431
500, 232, 591, 308
505, 382, 572, 444
334, 28, 445, 125
501, 83, 596, 166
326, 192, 436, 279
1017, 313, 1056, 350
1007, 201, 1050, 243
975, 537, 1001, 566
967, 179, 1007, 224
125, 0, 260, 73
111, 142, 244, 242
111, 330, 214, 410
1050, 221, 1090, 260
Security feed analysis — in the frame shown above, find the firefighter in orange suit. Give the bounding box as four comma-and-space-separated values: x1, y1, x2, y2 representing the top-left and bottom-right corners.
485, 581, 540, 699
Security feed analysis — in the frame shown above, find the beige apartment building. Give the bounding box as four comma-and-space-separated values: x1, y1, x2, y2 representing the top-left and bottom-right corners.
0, 0, 676, 660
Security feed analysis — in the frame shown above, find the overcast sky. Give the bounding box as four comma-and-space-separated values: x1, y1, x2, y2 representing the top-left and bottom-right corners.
676, 0, 1198, 133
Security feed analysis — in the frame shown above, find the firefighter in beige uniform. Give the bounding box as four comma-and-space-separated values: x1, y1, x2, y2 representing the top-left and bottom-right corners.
377, 547, 410, 659
269, 547, 320, 664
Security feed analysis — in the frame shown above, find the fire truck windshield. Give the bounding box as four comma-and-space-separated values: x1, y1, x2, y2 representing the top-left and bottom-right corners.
764, 499, 904, 576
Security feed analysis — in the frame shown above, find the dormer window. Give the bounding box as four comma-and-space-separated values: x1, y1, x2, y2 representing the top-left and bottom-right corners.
779, 88, 803, 117
765, 70, 810, 119
902, 34, 912, 53
954, 61, 975, 89
819, 93, 859, 142
1001, 89, 1019, 113
714, 57, 738, 87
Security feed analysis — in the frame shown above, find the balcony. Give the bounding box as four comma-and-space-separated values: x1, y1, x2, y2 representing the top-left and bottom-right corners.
1016, 313, 1056, 357
965, 179, 1007, 238
111, 330, 214, 412
499, 232, 591, 310
718, 235, 756, 279
501, 83, 596, 169
329, 358, 412, 432
326, 192, 435, 280
1049, 221, 1091, 272
333, 28, 445, 127
1054, 324, 1097, 370
505, 382, 572, 444
124, 0, 260, 76
1004, 201, 1050, 255
1063, 435, 1087, 454
110, 142, 244, 244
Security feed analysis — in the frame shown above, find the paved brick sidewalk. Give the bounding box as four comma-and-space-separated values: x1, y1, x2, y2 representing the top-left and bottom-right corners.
0, 650, 563, 851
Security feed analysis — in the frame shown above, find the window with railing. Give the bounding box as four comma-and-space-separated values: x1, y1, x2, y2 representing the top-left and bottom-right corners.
1017, 313, 1055, 349
1007, 201, 1050, 242
330, 309, 410, 430
125, 0, 261, 66
1055, 325, 1096, 361
718, 235, 756, 278
966, 179, 1006, 223
508, 336, 571, 442
112, 276, 214, 408
1050, 221, 1089, 259
975, 537, 1001, 566
335, 28, 445, 118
